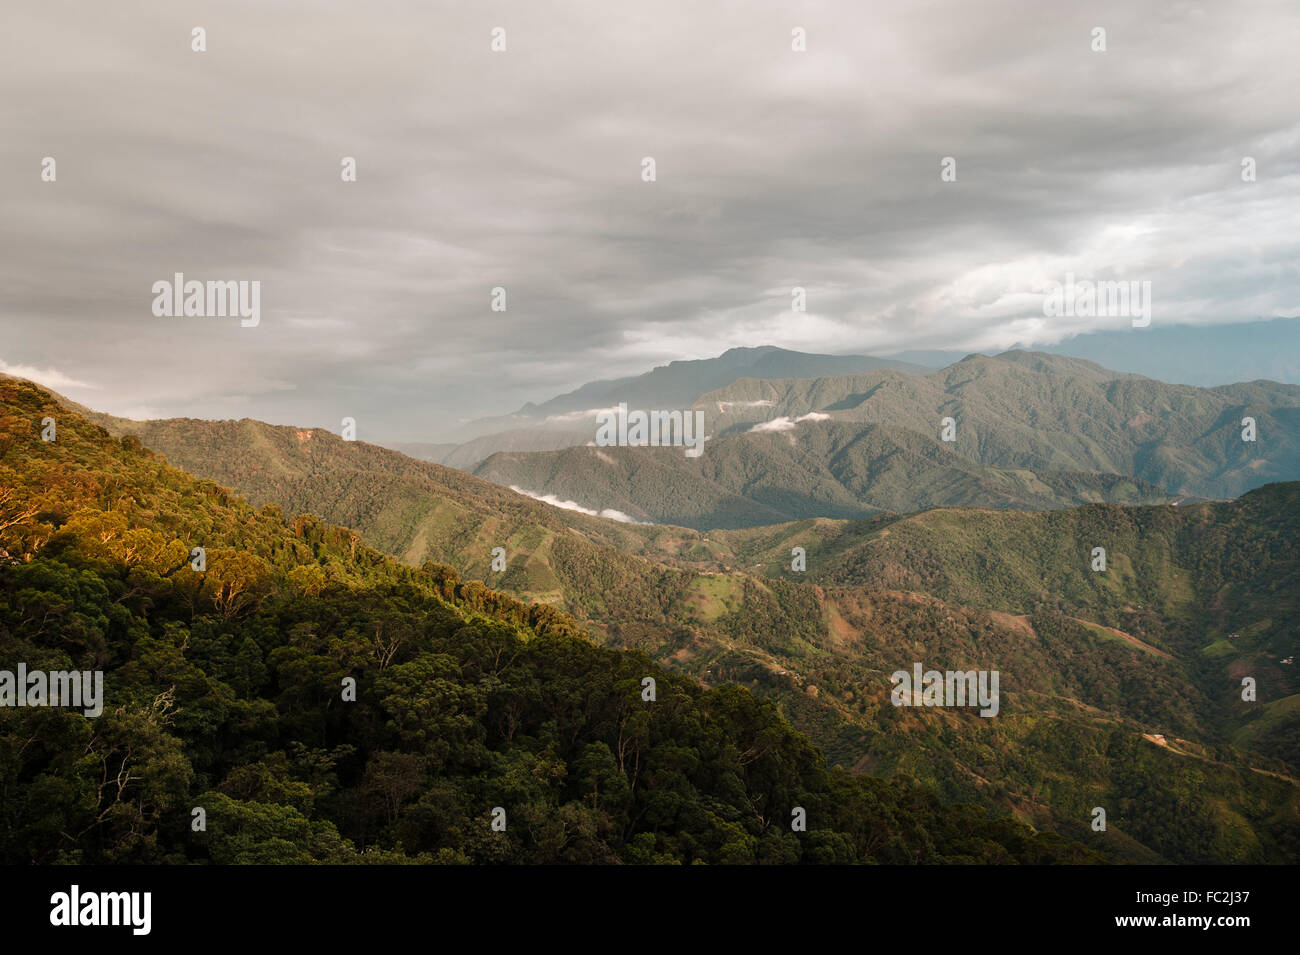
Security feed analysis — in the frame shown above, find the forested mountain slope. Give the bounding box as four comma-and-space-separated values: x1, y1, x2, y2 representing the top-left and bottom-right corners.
1, 376, 1100, 864
475, 351, 1300, 527
475, 421, 1173, 528
698, 352, 1300, 498
23, 376, 1300, 863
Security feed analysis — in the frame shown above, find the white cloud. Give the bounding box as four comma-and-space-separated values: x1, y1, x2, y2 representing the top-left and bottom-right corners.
543, 407, 619, 424
748, 411, 830, 433
0, 361, 95, 391
508, 486, 646, 524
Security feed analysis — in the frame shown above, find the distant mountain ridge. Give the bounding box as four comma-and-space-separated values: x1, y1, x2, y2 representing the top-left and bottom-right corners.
884, 316, 1300, 387
472, 351, 1300, 527
510, 345, 930, 419
438, 322, 1300, 470
474, 421, 1174, 528
415, 346, 931, 464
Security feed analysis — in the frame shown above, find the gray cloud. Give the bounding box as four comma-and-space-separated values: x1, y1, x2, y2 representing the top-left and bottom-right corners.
3, 0, 1298, 439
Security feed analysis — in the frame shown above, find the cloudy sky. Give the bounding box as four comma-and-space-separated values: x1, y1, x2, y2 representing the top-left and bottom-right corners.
3, 0, 1299, 440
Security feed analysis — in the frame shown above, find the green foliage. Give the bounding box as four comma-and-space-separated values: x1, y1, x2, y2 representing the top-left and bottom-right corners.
20, 374, 1299, 864
0, 378, 1095, 865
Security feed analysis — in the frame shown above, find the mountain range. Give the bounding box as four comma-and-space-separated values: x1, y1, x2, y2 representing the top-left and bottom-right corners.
23, 346, 1300, 864
474, 351, 1300, 528
394, 346, 932, 466
9, 374, 1105, 864
888, 316, 1300, 387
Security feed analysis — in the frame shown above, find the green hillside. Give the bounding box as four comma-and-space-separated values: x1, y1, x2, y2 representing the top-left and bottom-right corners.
476, 421, 1173, 529
478, 350, 1300, 530
698, 352, 1300, 498
29, 378, 1300, 863
1, 376, 1103, 865
473, 351, 1299, 529
718, 485, 1300, 732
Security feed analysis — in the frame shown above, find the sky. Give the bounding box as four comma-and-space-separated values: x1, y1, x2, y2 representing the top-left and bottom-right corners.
3, 0, 1299, 441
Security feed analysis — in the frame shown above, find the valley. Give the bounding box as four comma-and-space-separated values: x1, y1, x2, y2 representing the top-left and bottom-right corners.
29, 348, 1300, 864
